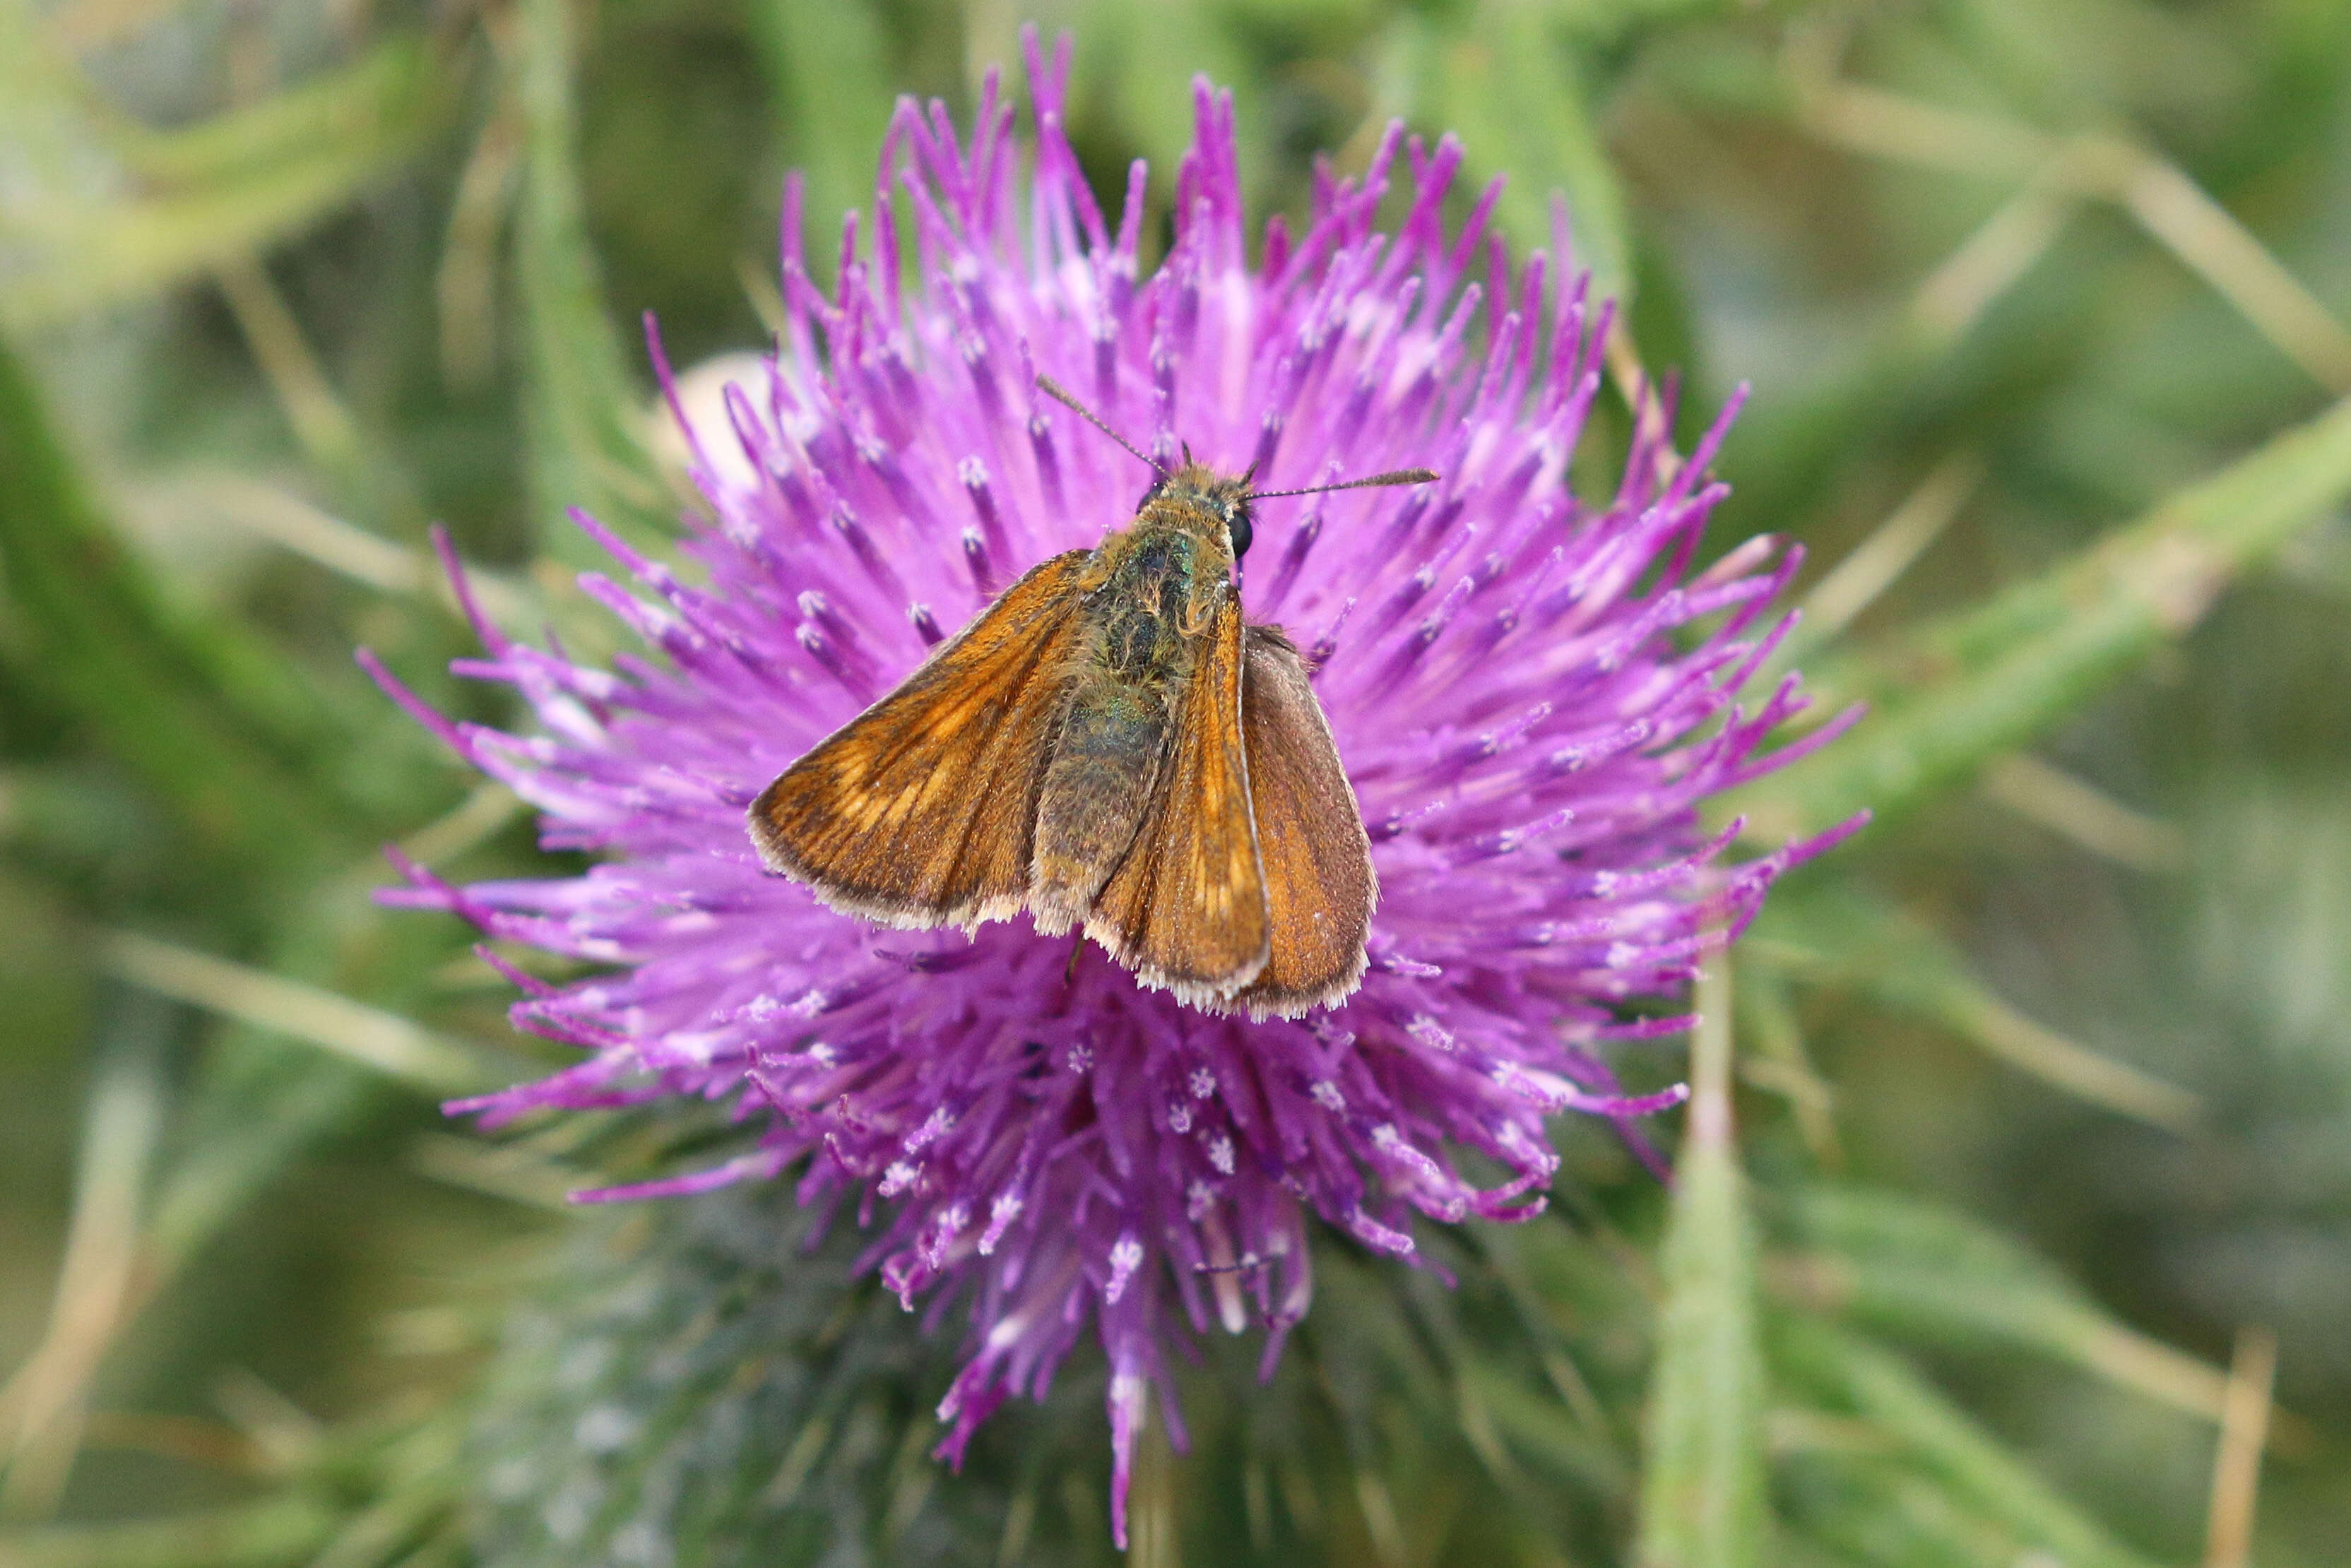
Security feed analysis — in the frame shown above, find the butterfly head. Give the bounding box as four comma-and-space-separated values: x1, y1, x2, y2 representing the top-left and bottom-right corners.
1034, 374, 1435, 573
1139, 461, 1256, 560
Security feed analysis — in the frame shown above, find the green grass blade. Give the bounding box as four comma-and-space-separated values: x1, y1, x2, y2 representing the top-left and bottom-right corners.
0, 338, 358, 867
511, 0, 670, 566
745, 0, 898, 283
1781, 1185, 2239, 1431
102, 931, 495, 1098
109, 37, 437, 186
1735, 390, 2351, 839
1750, 881, 2200, 1127
1460, 1361, 1631, 1497
1636, 964, 1767, 1568
1415, 2, 1633, 311
1084, 0, 1262, 195
0, 1497, 339, 1568
1779, 1447, 2088, 1568
0, 38, 443, 331
1773, 1317, 2165, 1568
129, 885, 492, 1373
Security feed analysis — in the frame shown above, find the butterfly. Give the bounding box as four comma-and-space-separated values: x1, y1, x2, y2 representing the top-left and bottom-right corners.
747, 377, 1436, 1018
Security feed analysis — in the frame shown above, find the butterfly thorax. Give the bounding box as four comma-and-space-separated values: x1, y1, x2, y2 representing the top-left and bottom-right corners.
1084, 463, 1243, 687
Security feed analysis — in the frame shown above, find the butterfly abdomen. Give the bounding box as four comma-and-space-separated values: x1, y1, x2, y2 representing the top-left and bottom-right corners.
1030, 525, 1214, 927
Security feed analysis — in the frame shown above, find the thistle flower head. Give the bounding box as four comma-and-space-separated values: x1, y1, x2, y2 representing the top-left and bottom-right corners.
369, 32, 1856, 1545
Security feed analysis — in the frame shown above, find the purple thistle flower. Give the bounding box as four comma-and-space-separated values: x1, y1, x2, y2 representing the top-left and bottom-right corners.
367, 32, 1858, 1548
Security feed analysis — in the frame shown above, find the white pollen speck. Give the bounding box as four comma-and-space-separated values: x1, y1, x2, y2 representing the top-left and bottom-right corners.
906, 1107, 953, 1151
1207, 1135, 1236, 1175
1105, 1235, 1145, 1303
1406, 1014, 1456, 1052
1310, 1080, 1345, 1112
1190, 1067, 1216, 1099
978, 1191, 1024, 1255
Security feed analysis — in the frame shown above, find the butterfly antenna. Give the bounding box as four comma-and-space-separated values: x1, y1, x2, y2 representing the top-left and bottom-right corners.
1036, 375, 1168, 479
1246, 467, 1440, 501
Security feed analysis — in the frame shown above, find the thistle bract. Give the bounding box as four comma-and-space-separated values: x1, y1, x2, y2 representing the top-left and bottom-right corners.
369, 32, 1856, 1545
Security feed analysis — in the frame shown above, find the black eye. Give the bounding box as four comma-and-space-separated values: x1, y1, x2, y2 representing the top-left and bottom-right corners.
1137, 480, 1164, 510
1225, 502, 1253, 559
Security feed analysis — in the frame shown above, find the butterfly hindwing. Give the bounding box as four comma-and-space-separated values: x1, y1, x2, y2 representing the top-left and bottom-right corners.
1235, 625, 1377, 1016
747, 549, 1096, 927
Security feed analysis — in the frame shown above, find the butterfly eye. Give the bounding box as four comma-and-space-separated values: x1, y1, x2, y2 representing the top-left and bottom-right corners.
1225, 501, 1253, 559
1137, 480, 1165, 510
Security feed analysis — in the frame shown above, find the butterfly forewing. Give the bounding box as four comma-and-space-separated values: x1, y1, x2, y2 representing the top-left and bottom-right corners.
1236, 626, 1378, 1017
1083, 593, 1272, 1004
747, 549, 1095, 927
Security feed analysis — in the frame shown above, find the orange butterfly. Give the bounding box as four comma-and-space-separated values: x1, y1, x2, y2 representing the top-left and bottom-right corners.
749, 379, 1435, 1018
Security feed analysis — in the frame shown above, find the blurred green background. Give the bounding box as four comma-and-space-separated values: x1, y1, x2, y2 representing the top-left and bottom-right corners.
4, 0, 2350, 1563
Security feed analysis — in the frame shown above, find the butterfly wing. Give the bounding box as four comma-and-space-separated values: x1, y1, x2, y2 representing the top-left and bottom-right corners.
747, 549, 1095, 928
1234, 625, 1377, 1017
1083, 592, 1271, 1005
